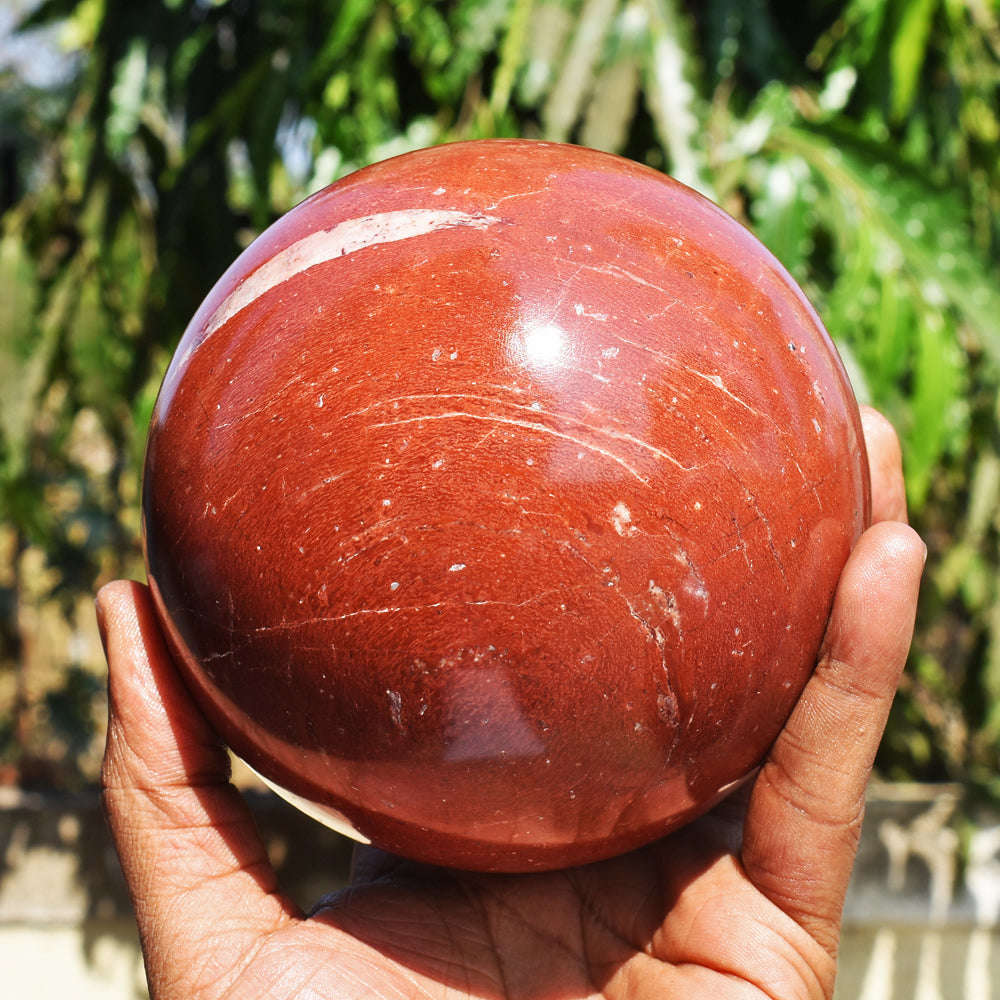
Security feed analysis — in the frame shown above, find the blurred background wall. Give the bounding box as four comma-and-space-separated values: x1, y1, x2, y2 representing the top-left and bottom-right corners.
1, 0, 999, 996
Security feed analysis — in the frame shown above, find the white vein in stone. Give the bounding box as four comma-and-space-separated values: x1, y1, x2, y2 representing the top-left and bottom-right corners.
202, 209, 502, 342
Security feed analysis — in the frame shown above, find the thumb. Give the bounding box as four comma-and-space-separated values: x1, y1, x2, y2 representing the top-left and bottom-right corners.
98, 580, 298, 994
740, 521, 925, 957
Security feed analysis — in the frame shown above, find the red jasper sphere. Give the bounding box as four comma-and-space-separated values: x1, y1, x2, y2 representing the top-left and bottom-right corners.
142, 139, 869, 872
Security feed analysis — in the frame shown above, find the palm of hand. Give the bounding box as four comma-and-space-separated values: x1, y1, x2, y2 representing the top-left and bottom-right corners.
173, 803, 831, 1000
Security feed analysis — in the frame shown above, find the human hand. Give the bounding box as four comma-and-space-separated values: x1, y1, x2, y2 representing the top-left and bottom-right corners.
97, 405, 924, 1000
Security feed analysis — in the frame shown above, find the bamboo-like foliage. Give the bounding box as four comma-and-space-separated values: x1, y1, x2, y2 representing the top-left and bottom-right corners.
1, 0, 998, 796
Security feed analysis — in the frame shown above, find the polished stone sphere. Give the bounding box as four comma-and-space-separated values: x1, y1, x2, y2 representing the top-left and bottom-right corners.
142, 139, 869, 872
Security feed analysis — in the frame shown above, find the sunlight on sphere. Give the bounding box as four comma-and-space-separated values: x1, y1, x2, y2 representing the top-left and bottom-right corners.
518, 323, 567, 370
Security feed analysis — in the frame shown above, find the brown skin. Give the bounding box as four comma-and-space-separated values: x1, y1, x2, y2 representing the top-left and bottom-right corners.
98, 405, 923, 1000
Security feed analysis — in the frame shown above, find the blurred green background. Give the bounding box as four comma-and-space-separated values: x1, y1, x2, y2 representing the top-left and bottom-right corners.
1, 0, 998, 805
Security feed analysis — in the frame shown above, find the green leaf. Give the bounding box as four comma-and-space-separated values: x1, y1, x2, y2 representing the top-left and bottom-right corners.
749, 156, 816, 279
519, 1, 572, 105
0, 234, 47, 480
67, 272, 128, 414
906, 314, 966, 508
889, 0, 938, 121
420, 0, 511, 105
872, 271, 910, 388
580, 54, 640, 153
773, 126, 1000, 366
983, 598, 1000, 739
639, 0, 713, 196
183, 54, 272, 169
815, 0, 891, 71
106, 38, 148, 157
490, 0, 533, 116
312, 0, 378, 78
543, 0, 619, 143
